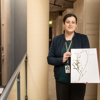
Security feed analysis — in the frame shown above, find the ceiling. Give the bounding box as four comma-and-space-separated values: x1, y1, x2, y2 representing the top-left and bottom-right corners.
49, 0, 76, 12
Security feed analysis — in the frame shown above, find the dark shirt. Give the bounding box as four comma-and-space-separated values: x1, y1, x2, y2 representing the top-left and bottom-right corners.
56, 40, 72, 83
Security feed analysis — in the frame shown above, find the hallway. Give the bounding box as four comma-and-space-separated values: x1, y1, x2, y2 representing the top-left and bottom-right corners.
0, 0, 100, 100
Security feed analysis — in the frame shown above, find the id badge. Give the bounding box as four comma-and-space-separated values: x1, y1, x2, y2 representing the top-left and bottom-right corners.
65, 65, 70, 73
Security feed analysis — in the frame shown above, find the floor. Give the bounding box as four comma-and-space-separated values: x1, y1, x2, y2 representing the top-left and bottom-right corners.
48, 65, 57, 100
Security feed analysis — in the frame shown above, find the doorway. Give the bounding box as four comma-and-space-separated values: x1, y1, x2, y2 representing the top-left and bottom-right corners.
49, 27, 52, 48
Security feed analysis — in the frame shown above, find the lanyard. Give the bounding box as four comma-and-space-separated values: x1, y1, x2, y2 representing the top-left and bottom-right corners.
65, 33, 74, 64
65, 40, 72, 52
65, 33, 74, 52
65, 40, 72, 65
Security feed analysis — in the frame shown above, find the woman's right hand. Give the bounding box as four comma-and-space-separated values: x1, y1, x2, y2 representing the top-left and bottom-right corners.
63, 52, 71, 63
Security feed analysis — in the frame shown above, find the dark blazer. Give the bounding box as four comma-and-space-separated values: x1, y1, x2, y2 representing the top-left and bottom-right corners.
47, 32, 90, 79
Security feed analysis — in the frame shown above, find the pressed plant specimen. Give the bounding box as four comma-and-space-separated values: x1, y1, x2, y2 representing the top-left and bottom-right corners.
72, 50, 88, 81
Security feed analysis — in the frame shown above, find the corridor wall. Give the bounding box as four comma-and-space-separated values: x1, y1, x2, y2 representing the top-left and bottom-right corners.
52, 20, 56, 40
74, 0, 100, 100
1, 0, 11, 85
56, 16, 62, 36
10, 0, 27, 75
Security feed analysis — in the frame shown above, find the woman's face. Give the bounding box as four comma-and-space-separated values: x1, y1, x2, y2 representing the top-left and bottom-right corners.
63, 16, 77, 33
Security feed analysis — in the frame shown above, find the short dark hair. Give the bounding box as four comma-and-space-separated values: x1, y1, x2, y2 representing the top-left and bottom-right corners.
63, 13, 77, 24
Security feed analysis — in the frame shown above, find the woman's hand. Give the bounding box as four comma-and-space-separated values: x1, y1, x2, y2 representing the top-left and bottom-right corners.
63, 52, 71, 63
85, 82, 90, 84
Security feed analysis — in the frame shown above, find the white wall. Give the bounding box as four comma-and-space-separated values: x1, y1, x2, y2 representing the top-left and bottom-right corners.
27, 0, 49, 99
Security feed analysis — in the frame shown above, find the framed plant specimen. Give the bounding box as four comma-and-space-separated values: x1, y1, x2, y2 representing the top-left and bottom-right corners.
71, 48, 100, 83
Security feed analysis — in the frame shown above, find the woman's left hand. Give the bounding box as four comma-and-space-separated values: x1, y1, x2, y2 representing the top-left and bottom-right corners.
85, 82, 90, 84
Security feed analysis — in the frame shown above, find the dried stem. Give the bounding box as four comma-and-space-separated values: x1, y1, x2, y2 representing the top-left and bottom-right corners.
72, 50, 88, 81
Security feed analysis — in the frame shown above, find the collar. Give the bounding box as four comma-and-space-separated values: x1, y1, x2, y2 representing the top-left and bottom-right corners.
63, 31, 76, 41
62, 31, 77, 48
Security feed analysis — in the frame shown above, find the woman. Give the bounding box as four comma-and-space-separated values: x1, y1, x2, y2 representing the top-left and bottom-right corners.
47, 14, 90, 100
